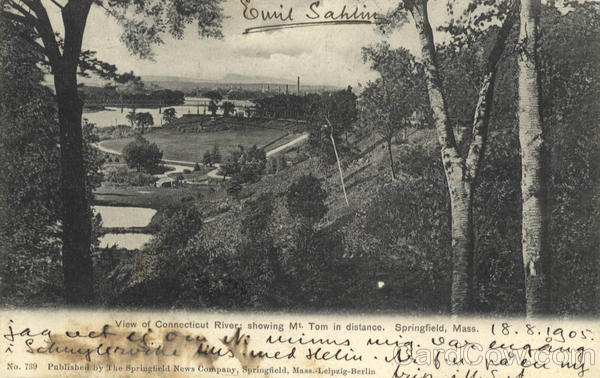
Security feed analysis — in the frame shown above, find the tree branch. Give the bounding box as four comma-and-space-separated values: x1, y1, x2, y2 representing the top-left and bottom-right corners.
20, 32, 49, 58
6, 0, 36, 19
18, 0, 62, 64
47, 0, 64, 10
408, 0, 462, 175
2, 10, 36, 26
465, 2, 517, 181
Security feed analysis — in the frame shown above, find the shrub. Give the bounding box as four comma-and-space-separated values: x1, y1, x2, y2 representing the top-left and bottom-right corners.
266, 157, 277, 174
211, 145, 221, 164
276, 155, 288, 172
105, 166, 157, 186
220, 145, 266, 185
286, 174, 327, 225
227, 176, 243, 196
203, 151, 212, 167
122, 135, 163, 173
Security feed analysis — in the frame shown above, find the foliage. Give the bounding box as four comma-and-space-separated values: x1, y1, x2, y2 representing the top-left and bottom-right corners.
0, 22, 62, 305
221, 101, 235, 117
104, 165, 157, 186
122, 135, 163, 173
286, 174, 328, 225
0, 19, 102, 305
203, 91, 223, 102
266, 157, 277, 174
360, 44, 430, 143
211, 144, 221, 164
162, 107, 177, 125
539, 3, 600, 315
96, 124, 137, 140
203, 144, 222, 167
202, 150, 213, 167
219, 145, 267, 184
121, 205, 204, 307
126, 111, 154, 134
251, 88, 357, 126
208, 101, 219, 116
276, 155, 288, 172
236, 193, 283, 307
81, 86, 185, 106
227, 176, 243, 197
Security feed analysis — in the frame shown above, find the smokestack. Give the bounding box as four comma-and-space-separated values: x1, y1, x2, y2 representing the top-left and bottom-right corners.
286, 84, 289, 95
297, 76, 300, 95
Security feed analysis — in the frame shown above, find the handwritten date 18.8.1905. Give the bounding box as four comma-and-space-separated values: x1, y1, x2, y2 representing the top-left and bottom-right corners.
491, 323, 594, 343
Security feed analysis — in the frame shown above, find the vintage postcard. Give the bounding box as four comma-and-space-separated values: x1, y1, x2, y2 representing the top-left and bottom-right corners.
0, 0, 598, 377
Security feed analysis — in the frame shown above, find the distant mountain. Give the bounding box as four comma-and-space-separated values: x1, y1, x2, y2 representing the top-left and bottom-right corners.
140, 75, 208, 84
140, 74, 338, 93
56, 74, 338, 94
142, 73, 295, 85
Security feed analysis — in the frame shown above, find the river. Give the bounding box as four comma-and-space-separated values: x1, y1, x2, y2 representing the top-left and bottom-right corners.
83, 97, 253, 128
94, 205, 156, 250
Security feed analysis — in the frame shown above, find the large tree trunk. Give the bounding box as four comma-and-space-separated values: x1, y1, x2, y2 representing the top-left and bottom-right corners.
410, 1, 474, 314
518, 0, 550, 315
54, 62, 94, 305
53, 1, 95, 305
449, 185, 474, 313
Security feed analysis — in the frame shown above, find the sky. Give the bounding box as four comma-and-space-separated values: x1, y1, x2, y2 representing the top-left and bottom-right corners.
44, 0, 454, 88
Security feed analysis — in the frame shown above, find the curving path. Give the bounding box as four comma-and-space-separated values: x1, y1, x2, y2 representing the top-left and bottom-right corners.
95, 132, 309, 181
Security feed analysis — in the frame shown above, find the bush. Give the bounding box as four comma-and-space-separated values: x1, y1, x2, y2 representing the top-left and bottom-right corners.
211, 145, 221, 164
220, 145, 267, 185
286, 174, 327, 225
276, 155, 288, 172
193, 162, 201, 171
227, 176, 243, 196
122, 135, 163, 173
203, 151, 212, 167
183, 169, 191, 174
266, 157, 277, 174
105, 166, 157, 186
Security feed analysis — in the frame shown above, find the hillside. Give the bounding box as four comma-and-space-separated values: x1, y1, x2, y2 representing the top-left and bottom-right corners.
203, 127, 439, 232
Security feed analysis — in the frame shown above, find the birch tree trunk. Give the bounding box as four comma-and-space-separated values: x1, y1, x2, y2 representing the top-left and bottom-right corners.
408, 0, 515, 314
411, 1, 474, 313
518, 0, 550, 315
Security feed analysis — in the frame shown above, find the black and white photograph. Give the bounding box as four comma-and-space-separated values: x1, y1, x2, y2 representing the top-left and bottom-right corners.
1, 0, 598, 320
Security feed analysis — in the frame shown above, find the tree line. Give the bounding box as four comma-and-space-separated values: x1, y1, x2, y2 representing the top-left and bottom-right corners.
81, 85, 185, 106
250, 89, 357, 122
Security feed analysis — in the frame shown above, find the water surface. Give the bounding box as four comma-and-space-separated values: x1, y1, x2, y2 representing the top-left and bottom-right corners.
93, 205, 156, 228
99, 233, 153, 250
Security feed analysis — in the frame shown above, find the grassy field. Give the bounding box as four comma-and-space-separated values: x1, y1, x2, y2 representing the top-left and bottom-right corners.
101, 127, 288, 162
